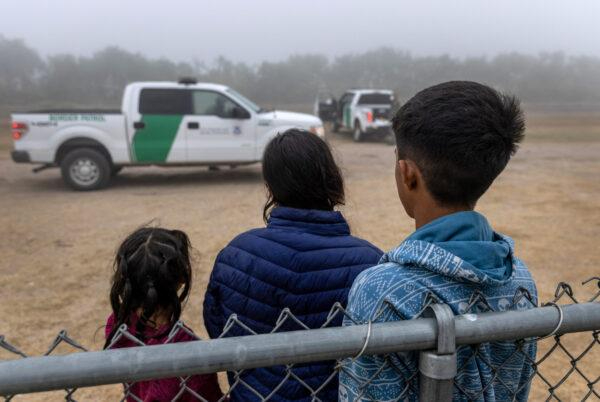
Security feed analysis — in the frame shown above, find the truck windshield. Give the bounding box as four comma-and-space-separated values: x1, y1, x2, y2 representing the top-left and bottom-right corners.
226, 89, 262, 113
357, 93, 393, 105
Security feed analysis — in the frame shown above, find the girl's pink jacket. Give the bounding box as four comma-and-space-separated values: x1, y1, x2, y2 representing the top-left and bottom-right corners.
106, 313, 224, 402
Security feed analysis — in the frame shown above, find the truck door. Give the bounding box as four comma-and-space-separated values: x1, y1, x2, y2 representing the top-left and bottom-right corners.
315, 92, 337, 123
131, 88, 189, 163
185, 90, 255, 163
339, 93, 354, 129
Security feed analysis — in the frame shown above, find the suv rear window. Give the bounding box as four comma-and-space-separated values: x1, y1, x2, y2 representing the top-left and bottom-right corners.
357, 93, 393, 105
139, 89, 191, 114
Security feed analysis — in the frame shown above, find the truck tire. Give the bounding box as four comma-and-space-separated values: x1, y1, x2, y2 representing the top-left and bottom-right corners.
353, 121, 364, 142
60, 148, 112, 191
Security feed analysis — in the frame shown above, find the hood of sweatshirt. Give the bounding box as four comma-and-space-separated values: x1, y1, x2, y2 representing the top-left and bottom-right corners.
380, 211, 515, 286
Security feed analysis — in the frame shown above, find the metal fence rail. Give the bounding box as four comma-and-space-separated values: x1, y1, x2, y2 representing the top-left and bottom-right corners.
1, 278, 599, 401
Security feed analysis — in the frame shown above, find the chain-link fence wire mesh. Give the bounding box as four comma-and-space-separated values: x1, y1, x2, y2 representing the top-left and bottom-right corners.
1, 277, 599, 401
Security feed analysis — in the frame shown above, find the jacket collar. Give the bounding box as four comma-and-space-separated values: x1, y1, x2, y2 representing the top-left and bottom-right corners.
267, 207, 350, 236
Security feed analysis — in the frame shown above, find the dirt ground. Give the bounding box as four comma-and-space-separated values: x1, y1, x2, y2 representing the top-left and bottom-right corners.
1, 112, 599, 401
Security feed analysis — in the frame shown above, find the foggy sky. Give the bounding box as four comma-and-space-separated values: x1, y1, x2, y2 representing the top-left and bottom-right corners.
2, 0, 599, 63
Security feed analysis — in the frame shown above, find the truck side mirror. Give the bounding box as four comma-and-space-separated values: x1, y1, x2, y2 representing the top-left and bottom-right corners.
232, 106, 251, 119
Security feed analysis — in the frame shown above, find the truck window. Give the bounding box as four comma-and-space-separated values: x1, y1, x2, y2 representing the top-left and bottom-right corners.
139, 89, 191, 114
193, 91, 239, 118
357, 93, 393, 105
225, 88, 261, 113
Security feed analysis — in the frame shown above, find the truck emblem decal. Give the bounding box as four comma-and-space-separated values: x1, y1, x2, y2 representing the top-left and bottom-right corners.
200, 127, 229, 135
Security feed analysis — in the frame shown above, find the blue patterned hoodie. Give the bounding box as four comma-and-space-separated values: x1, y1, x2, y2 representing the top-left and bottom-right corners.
339, 211, 537, 402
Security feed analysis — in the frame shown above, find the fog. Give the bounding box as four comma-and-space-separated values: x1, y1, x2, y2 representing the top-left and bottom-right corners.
1, 0, 600, 62
3, 0, 600, 112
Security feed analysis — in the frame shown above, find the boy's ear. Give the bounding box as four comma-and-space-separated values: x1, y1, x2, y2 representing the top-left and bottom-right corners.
398, 159, 418, 190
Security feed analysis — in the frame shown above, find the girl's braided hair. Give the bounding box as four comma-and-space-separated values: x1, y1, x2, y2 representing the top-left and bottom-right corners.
104, 227, 192, 349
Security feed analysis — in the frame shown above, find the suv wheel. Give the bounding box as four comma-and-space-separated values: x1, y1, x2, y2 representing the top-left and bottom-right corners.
353, 121, 364, 142
60, 148, 112, 191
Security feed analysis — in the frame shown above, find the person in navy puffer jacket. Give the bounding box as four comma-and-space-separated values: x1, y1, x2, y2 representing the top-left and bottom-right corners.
203, 129, 382, 402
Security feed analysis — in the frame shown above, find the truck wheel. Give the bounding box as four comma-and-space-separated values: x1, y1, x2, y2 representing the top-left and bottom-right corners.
60, 148, 112, 191
353, 121, 364, 142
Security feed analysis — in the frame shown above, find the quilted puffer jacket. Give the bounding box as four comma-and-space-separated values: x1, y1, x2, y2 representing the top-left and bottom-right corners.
203, 206, 382, 402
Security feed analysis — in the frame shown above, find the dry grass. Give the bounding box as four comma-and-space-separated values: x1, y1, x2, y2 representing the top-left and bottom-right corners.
525, 110, 600, 142
0, 111, 599, 401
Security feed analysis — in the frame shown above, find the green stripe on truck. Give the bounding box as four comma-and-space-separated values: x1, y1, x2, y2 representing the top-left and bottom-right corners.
344, 105, 351, 128
132, 115, 183, 162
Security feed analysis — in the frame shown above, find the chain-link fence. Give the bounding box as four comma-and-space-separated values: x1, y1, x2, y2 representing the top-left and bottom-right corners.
1, 278, 599, 401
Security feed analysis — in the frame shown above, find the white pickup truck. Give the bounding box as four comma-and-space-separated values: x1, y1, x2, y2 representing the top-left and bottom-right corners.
10, 79, 325, 190
316, 89, 395, 142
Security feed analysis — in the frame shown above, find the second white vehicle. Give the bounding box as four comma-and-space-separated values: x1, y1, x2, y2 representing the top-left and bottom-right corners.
316, 89, 395, 142
10, 79, 325, 190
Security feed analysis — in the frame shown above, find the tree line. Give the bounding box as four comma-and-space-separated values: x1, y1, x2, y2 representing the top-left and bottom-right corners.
2, 34, 600, 111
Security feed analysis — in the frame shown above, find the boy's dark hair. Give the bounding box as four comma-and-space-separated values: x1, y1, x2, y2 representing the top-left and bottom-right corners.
393, 81, 525, 208
104, 227, 192, 349
262, 129, 344, 221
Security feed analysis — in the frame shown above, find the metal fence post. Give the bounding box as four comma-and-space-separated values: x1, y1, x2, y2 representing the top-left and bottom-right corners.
419, 303, 457, 402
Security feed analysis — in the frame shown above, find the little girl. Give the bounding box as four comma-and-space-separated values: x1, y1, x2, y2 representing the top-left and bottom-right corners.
105, 227, 224, 402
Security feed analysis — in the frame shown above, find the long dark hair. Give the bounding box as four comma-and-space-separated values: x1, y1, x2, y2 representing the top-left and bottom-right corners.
104, 227, 192, 349
262, 129, 345, 222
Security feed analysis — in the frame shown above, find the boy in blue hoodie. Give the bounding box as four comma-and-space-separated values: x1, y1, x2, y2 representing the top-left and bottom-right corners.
339, 81, 538, 402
